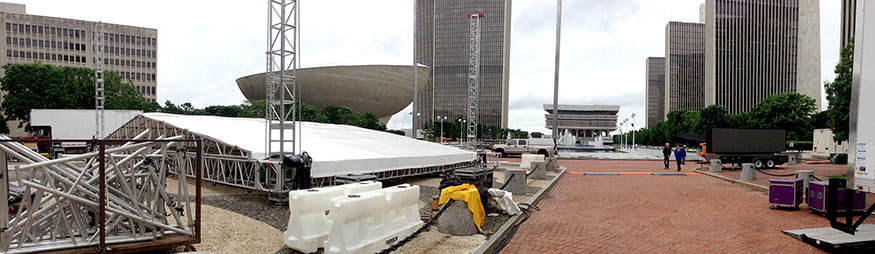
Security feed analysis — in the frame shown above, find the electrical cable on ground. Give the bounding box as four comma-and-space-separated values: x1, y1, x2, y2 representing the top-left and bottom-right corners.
491, 203, 540, 254
378, 199, 457, 254
753, 168, 797, 177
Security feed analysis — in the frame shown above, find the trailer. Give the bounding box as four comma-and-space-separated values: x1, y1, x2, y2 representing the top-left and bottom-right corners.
698, 128, 789, 168
28, 109, 142, 155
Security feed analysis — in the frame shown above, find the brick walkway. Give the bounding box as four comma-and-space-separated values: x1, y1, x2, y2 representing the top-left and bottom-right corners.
499, 159, 875, 254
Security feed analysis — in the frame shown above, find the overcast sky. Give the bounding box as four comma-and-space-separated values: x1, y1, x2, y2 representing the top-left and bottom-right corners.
19, 0, 841, 134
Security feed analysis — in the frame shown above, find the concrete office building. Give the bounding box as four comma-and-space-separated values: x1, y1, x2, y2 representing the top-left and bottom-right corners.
645, 57, 665, 128
704, 0, 821, 114
842, 0, 857, 51
414, 0, 512, 131
0, 2, 158, 103
665, 22, 705, 116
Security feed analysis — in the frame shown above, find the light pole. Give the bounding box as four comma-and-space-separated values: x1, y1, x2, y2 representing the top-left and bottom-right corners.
551, 0, 562, 148
458, 119, 466, 145
630, 113, 637, 150
438, 116, 447, 144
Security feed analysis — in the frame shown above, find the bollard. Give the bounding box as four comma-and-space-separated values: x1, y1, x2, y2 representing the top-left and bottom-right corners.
741, 163, 756, 180
529, 161, 548, 180
787, 154, 797, 165
437, 200, 478, 236
796, 170, 813, 190
709, 159, 722, 173
503, 169, 528, 195
546, 157, 559, 173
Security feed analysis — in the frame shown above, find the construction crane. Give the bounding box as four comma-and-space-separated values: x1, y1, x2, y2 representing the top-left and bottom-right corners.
466, 13, 483, 148
93, 22, 105, 139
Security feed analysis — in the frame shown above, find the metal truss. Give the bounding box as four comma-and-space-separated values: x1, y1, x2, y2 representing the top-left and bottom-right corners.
93, 22, 106, 138
109, 115, 477, 192
265, 0, 298, 160
467, 13, 484, 148
0, 133, 201, 253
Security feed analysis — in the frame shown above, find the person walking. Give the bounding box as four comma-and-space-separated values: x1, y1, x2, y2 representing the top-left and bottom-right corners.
680, 145, 687, 164
674, 145, 684, 171
662, 143, 671, 169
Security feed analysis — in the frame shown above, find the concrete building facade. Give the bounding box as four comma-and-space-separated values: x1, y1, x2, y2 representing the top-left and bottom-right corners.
543, 104, 618, 144
704, 0, 821, 114
645, 57, 665, 128
0, 2, 158, 103
665, 22, 706, 116
842, 0, 857, 51
414, 0, 512, 131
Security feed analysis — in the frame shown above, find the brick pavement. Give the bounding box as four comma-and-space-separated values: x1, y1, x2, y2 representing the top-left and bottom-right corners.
499, 159, 875, 254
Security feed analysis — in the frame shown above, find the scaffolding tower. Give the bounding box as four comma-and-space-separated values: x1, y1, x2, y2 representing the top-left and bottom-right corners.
265, 0, 298, 159
466, 13, 483, 147
93, 22, 105, 139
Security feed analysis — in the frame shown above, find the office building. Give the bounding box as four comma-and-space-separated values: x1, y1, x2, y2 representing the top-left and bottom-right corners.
645, 57, 665, 128
704, 0, 821, 114
414, 0, 512, 131
842, 0, 857, 51
543, 104, 619, 144
665, 22, 706, 116
0, 2, 158, 103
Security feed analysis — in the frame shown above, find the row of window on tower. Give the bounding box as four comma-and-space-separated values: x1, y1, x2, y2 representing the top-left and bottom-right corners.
5, 50, 157, 83
6, 36, 156, 59
5, 22, 156, 47
136, 85, 156, 96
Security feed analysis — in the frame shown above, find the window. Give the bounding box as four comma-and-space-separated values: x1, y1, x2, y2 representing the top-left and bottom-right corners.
74, 43, 79, 51
146, 37, 151, 45
151, 73, 156, 81
64, 55, 68, 61
25, 51, 31, 58
151, 87, 155, 94
38, 26, 42, 34
80, 43, 85, 51
51, 27, 55, 35
38, 53, 43, 59
4, 23, 8, 31
104, 59, 108, 65
51, 40, 55, 48
5, 50, 10, 57
115, 34, 119, 42
508, 140, 517, 146
38, 40, 43, 48
51, 54, 56, 60
12, 38, 16, 45
24, 24, 29, 33
18, 24, 23, 33
518, 140, 527, 146
5, 37, 9, 45
115, 59, 119, 65
25, 38, 29, 46
12, 51, 18, 57
63, 42, 68, 49
74, 30, 79, 38
63, 28, 68, 37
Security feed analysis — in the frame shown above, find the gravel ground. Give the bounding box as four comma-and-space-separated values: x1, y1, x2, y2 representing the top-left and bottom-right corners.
193, 204, 284, 254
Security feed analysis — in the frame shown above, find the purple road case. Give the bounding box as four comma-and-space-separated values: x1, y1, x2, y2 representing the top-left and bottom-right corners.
807, 180, 867, 214
769, 178, 803, 209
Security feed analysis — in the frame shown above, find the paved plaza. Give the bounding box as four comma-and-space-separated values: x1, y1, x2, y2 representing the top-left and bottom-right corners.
499, 159, 875, 253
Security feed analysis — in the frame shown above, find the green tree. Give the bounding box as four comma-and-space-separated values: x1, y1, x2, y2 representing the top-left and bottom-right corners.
824, 40, 854, 142
698, 105, 730, 131
747, 92, 817, 141
104, 72, 152, 110
0, 63, 94, 129
531, 132, 544, 138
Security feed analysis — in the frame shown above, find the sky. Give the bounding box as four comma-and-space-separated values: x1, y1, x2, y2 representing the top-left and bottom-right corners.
18, 0, 841, 135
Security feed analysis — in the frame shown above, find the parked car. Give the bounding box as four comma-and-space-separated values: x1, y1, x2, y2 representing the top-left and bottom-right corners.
492, 138, 556, 157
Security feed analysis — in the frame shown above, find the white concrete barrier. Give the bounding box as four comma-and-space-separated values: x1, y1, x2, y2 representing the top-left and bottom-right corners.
284, 181, 382, 253
520, 154, 545, 169
324, 184, 423, 254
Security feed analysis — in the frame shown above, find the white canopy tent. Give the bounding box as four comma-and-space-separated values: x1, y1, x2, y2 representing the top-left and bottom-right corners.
141, 113, 475, 178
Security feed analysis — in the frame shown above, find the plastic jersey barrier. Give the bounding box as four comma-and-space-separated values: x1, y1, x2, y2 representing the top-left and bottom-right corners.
439, 184, 486, 231
324, 184, 423, 254
284, 181, 383, 253
520, 154, 545, 169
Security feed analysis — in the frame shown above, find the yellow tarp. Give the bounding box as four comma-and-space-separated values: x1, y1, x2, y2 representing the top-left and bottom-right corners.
438, 184, 485, 232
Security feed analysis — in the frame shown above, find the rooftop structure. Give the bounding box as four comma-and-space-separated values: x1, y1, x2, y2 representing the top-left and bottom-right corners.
236, 65, 430, 124
543, 104, 619, 144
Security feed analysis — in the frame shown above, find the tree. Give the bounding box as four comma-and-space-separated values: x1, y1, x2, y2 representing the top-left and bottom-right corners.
0, 63, 93, 129
104, 72, 152, 110
747, 92, 817, 141
531, 132, 544, 138
824, 40, 854, 142
698, 105, 730, 131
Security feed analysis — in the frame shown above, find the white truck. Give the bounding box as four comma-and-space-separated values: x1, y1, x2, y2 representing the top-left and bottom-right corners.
492, 138, 556, 157
28, 109, 142, 155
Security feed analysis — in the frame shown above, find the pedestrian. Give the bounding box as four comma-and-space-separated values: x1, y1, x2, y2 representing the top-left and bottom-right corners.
681, 145, 687, 164
674, 145, 684, 171
662, 143, 671, 170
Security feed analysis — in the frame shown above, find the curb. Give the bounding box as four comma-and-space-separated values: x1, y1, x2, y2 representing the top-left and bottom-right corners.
473, 167, 567, 254
693, 169, 768, 192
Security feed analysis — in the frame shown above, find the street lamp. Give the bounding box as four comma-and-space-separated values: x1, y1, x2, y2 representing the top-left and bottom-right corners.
630, 113, 637, 150
437, 116, 447, 144
458, 119, 467, 145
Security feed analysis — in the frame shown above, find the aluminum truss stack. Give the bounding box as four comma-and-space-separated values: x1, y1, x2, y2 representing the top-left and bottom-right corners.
0, 132, 201, 253
264, 0, 299, 197
466, 13, 483, 148
93, 22, 106, 138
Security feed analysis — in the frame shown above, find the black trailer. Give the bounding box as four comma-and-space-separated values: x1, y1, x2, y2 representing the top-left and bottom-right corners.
703, 128, 790, 168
